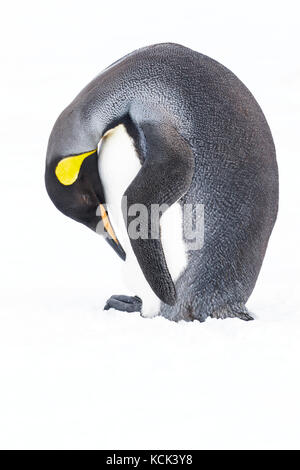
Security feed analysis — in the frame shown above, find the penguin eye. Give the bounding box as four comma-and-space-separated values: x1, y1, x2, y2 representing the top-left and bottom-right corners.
81, 193, 92, 205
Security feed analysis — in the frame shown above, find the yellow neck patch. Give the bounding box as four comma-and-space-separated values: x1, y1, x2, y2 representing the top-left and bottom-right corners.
55, 149, 96, 185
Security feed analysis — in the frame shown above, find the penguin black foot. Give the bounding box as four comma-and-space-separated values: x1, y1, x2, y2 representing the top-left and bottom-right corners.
104, 295, 142, 313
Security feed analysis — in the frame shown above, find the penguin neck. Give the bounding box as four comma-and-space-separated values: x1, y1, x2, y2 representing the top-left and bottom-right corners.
97, 123, 141, 247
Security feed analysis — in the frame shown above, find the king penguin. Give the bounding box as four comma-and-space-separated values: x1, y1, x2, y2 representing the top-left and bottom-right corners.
45, 43, 278, 322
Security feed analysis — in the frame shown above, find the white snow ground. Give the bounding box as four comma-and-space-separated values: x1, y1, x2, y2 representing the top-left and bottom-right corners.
0, 0, 299, 450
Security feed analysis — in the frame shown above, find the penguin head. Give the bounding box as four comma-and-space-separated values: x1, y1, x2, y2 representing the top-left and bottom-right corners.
45, 149, 126, 260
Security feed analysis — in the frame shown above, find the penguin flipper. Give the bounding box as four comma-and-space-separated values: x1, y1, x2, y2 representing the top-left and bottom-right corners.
123, 122, 194, 305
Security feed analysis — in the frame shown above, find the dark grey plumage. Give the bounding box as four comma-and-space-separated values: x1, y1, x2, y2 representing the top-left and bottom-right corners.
46, 43, 278, 322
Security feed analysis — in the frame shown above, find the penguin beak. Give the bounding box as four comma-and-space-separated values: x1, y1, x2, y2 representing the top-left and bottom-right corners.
98, 204, 126, 261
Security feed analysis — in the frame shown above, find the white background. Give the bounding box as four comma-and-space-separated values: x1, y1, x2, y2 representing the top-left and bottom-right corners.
0, 0, 299, 450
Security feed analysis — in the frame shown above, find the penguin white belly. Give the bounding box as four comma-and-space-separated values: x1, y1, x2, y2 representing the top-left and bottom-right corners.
98, 124, 187, 317
160, 203, 187, 283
